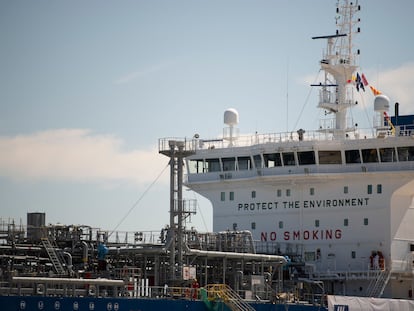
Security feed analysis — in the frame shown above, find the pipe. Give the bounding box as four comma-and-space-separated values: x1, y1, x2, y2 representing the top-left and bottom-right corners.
186, 248, 287, 264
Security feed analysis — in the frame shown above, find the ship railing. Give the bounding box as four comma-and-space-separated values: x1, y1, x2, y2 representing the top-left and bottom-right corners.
105, 230, 164, 246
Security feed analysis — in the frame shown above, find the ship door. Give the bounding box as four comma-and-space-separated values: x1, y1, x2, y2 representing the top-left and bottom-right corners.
327, 253, 336, 271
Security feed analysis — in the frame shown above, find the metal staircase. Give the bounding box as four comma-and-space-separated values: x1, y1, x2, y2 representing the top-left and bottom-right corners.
205, 284, 255, 311
366, 269, 391, 298
41, 237, 66, 275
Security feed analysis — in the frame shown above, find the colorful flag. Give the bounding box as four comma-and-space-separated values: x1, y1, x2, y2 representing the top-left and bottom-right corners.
369, 85, 382, 96
361, 73, 369, 86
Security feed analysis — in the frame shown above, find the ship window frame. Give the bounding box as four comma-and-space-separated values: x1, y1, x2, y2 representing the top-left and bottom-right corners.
205, 158, 221, 173
253, 154, 262, 169
318, 150, 342, 164
297, 151, 316, 165
344, 218, 349, 226
237, 156, 252, 171
229, 191, 234, 201
222, 157, 236, 171
251, 222, 256, 230
315, 219, 320, 227
379, 147, 397, 162
344, 186, 349, 194
345, 149, 361, 164
310, 187, 315, 195
279, 221, 283, 229
364, 218, 369, 226
351, 251, 356, 259
361, 148, 379, 163
397, 146, 414, 161
367, 184, 372, 194
263, 153, 282, 168
188, 159, 204, 174
277, 189, 282, 197
251, 191, 256, 198
286, 189, 291, 197
377, 184, 382, 194
220, 192, 225, 201
282, 152, 296, 166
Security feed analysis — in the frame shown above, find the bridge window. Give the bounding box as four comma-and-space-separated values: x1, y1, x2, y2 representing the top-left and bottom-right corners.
367, 184, 372, 194
345, 149, 361, 163
344, 186, 349, 194
222, 157, 236, 171
282, 152, 296, 166
279, 221, 283, 229
344, 218, 349, 226
276, 189, 282, 197
298, 151, 315, 165
319, 150, 342, 164
263, 153, 282, 167
251, 222, 256, 230
188, 159, 204, 174
379, 147, 396, 162
253, 154, 262, 169
397, 146, 414, 161
221, 192, 225, 201
361, 148, 379, 163
205, 159, 220, 172
230, 192, 234, 201
251, 191, 256, 198
237, 156, 252, 170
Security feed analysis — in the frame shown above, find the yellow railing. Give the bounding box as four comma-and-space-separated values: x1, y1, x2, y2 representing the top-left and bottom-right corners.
205, 284, 255, 311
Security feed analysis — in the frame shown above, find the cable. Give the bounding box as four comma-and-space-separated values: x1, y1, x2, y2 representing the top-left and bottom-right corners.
291, 70, 321, 132
108, 162, 169, 237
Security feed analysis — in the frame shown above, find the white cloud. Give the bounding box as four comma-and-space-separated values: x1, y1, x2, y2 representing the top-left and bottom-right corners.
365, 63, 414, 115
0, 129, 168, 185
114, 62, 174, 85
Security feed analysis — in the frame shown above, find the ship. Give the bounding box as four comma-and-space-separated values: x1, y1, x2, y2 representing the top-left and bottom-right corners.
2, 1, 414, 311
162, 0, 414, 304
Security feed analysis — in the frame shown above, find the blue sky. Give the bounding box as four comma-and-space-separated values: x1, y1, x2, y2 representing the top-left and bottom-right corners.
1, 0, 414, 234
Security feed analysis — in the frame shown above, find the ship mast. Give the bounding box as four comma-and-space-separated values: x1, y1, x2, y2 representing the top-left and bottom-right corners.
312, 0, 361, 139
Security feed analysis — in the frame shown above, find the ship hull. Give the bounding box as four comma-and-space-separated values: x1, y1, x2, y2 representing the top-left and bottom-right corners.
0, 295, 325, 311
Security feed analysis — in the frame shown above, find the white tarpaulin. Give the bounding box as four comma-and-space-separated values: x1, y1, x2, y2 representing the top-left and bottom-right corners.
328, 295, 414, 311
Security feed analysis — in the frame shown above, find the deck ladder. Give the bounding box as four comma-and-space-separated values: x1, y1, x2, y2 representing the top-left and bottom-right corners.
41, 237, 66, 275
366, 269, 391, 298
206, 284, 255, 311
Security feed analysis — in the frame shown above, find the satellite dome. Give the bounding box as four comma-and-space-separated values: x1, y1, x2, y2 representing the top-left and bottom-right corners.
374, 94, 390, 112
224, 108, 239, 126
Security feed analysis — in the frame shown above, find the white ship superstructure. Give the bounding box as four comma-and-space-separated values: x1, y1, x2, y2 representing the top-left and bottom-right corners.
160, 0, 414, 299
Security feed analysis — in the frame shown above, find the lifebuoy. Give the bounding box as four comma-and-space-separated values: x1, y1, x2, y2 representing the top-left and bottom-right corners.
36, 284, 45, 295
88, 285, 96, 296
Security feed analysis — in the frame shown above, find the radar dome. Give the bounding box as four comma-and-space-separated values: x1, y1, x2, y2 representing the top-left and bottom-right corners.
224, 108, 239, 126
374, 94, 390, 112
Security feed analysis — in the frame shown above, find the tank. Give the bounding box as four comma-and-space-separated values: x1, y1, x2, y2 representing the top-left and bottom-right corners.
27, 212, 46, 242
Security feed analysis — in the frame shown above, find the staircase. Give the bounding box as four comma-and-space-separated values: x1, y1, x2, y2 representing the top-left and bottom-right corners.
366, 269, 391, 298
41, 237, 66, 275
205, 284, 255, 311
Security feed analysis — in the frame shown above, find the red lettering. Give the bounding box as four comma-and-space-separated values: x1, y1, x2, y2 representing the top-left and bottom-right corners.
293, 231, 300, 240
284, 231, 290, 240
312, 230, 319, 240
270, 231, 277, 241
335, 229, 342, 239
261, 232, 267, 241
325, 230, 332, 239
303, 230, 310, 240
